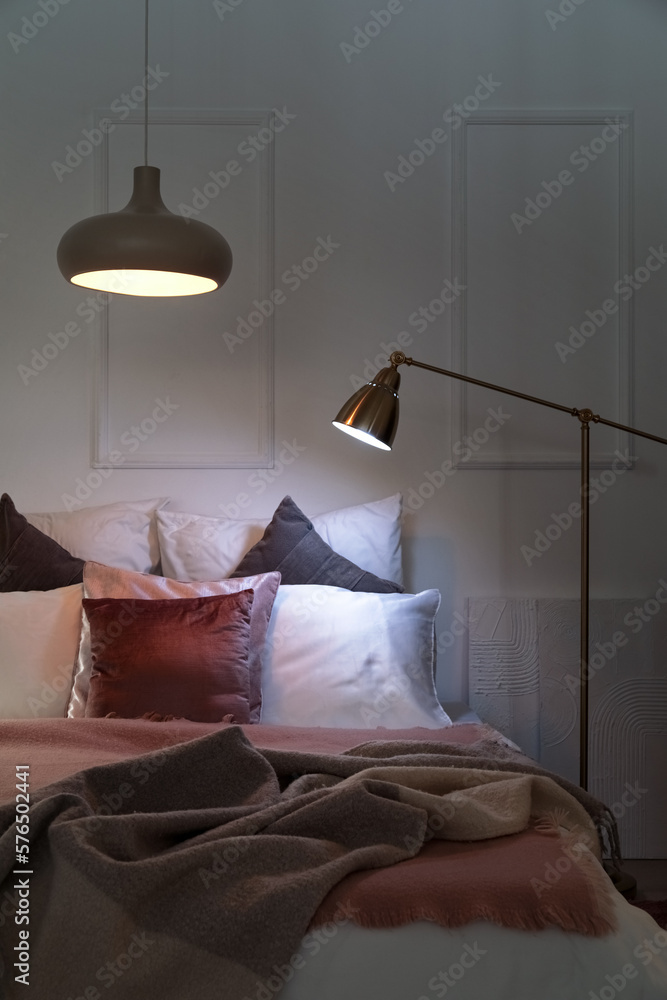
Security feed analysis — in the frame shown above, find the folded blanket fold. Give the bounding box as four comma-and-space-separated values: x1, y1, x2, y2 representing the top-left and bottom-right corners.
338, 733, 622, 865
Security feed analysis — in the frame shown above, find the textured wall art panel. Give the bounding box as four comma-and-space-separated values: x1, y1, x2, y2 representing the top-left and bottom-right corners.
591, 681, 667, 859
468, 597, 667, 858
466, 598, 541, 761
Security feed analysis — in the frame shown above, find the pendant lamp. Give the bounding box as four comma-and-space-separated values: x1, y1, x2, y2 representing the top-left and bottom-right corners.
57, 1, 232, 297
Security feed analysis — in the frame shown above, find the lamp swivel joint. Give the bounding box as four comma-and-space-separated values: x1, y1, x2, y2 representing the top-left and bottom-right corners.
574, 407, 599, 426
389, 351, 408, 368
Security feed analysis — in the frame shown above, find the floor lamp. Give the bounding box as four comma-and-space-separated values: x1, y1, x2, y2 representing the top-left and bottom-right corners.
333, 350, 667, 890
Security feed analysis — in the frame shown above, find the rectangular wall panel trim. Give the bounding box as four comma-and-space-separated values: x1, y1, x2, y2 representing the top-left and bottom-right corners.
451, 110, 633, 470
91, 109, 274, 469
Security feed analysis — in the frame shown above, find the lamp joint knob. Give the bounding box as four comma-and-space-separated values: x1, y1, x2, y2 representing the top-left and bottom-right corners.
576, 408, 598, 425
389, 351, 407, 367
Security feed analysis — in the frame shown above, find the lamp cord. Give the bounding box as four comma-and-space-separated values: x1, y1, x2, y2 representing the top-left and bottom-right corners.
144, 0, 149, 166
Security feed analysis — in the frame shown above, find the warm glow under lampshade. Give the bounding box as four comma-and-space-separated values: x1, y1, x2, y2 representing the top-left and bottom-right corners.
57, 166, 233, 297
332, 364, 401, 450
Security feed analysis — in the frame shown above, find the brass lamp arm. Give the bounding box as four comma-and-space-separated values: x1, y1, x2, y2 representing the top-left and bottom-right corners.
387, 349, 667, 790
390, 352, 667, 444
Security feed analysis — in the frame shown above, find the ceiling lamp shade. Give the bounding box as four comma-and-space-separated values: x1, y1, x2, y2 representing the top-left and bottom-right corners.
332, 364, 401, 450
56, 0, 232, 298
57, 166, 233, 297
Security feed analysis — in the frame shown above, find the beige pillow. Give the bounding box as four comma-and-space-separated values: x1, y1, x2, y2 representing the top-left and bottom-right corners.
0, 585, 82, 718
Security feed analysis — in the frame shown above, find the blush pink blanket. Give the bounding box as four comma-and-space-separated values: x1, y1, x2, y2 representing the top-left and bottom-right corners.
0, 717, 491, 803
312, 824, 616, 937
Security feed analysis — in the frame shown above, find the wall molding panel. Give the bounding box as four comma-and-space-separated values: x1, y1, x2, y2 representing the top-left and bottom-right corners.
452, 110, 633, 469
92, 109, 275, 469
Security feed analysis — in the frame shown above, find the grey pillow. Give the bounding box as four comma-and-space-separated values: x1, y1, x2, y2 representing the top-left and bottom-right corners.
0, 493, 85, 591
230, 496, 403, 593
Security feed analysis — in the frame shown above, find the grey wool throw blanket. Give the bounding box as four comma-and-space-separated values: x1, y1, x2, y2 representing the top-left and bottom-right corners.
0, 726, 618, 1000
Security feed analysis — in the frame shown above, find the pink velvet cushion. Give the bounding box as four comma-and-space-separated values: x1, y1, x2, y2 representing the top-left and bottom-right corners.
83, 591, 255, 723
67, 562, 281, 721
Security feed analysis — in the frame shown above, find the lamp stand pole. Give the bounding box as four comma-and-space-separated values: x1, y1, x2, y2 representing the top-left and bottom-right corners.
387, 352, 667, 802
579, 413, 591, 791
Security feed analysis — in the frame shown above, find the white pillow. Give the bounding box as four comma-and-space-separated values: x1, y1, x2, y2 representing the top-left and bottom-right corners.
312, 495, 403, 586
26, 498, 169, 574
259, 585, 451, 729
157, 494, 403, 585
0, 585, 82, 718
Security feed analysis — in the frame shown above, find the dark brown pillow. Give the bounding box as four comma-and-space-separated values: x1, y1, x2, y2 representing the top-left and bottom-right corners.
0, 493, 84, 591
83, 591, 255, 723
231, 496, 403, 593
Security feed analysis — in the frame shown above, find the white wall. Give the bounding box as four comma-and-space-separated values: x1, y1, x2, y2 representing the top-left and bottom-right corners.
2, 0, 667, 714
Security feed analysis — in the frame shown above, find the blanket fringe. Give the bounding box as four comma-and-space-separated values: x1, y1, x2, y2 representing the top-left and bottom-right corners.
557, 828, 620, 934
599, 806, 623, 869
312, 896, 616, 938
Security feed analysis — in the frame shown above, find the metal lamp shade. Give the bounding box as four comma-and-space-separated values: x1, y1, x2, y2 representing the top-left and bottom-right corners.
57, 166, 233, 297
332, 365, 401, 450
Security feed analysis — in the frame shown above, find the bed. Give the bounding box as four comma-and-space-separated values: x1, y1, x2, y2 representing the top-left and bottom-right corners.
1, 491, 667, 1000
